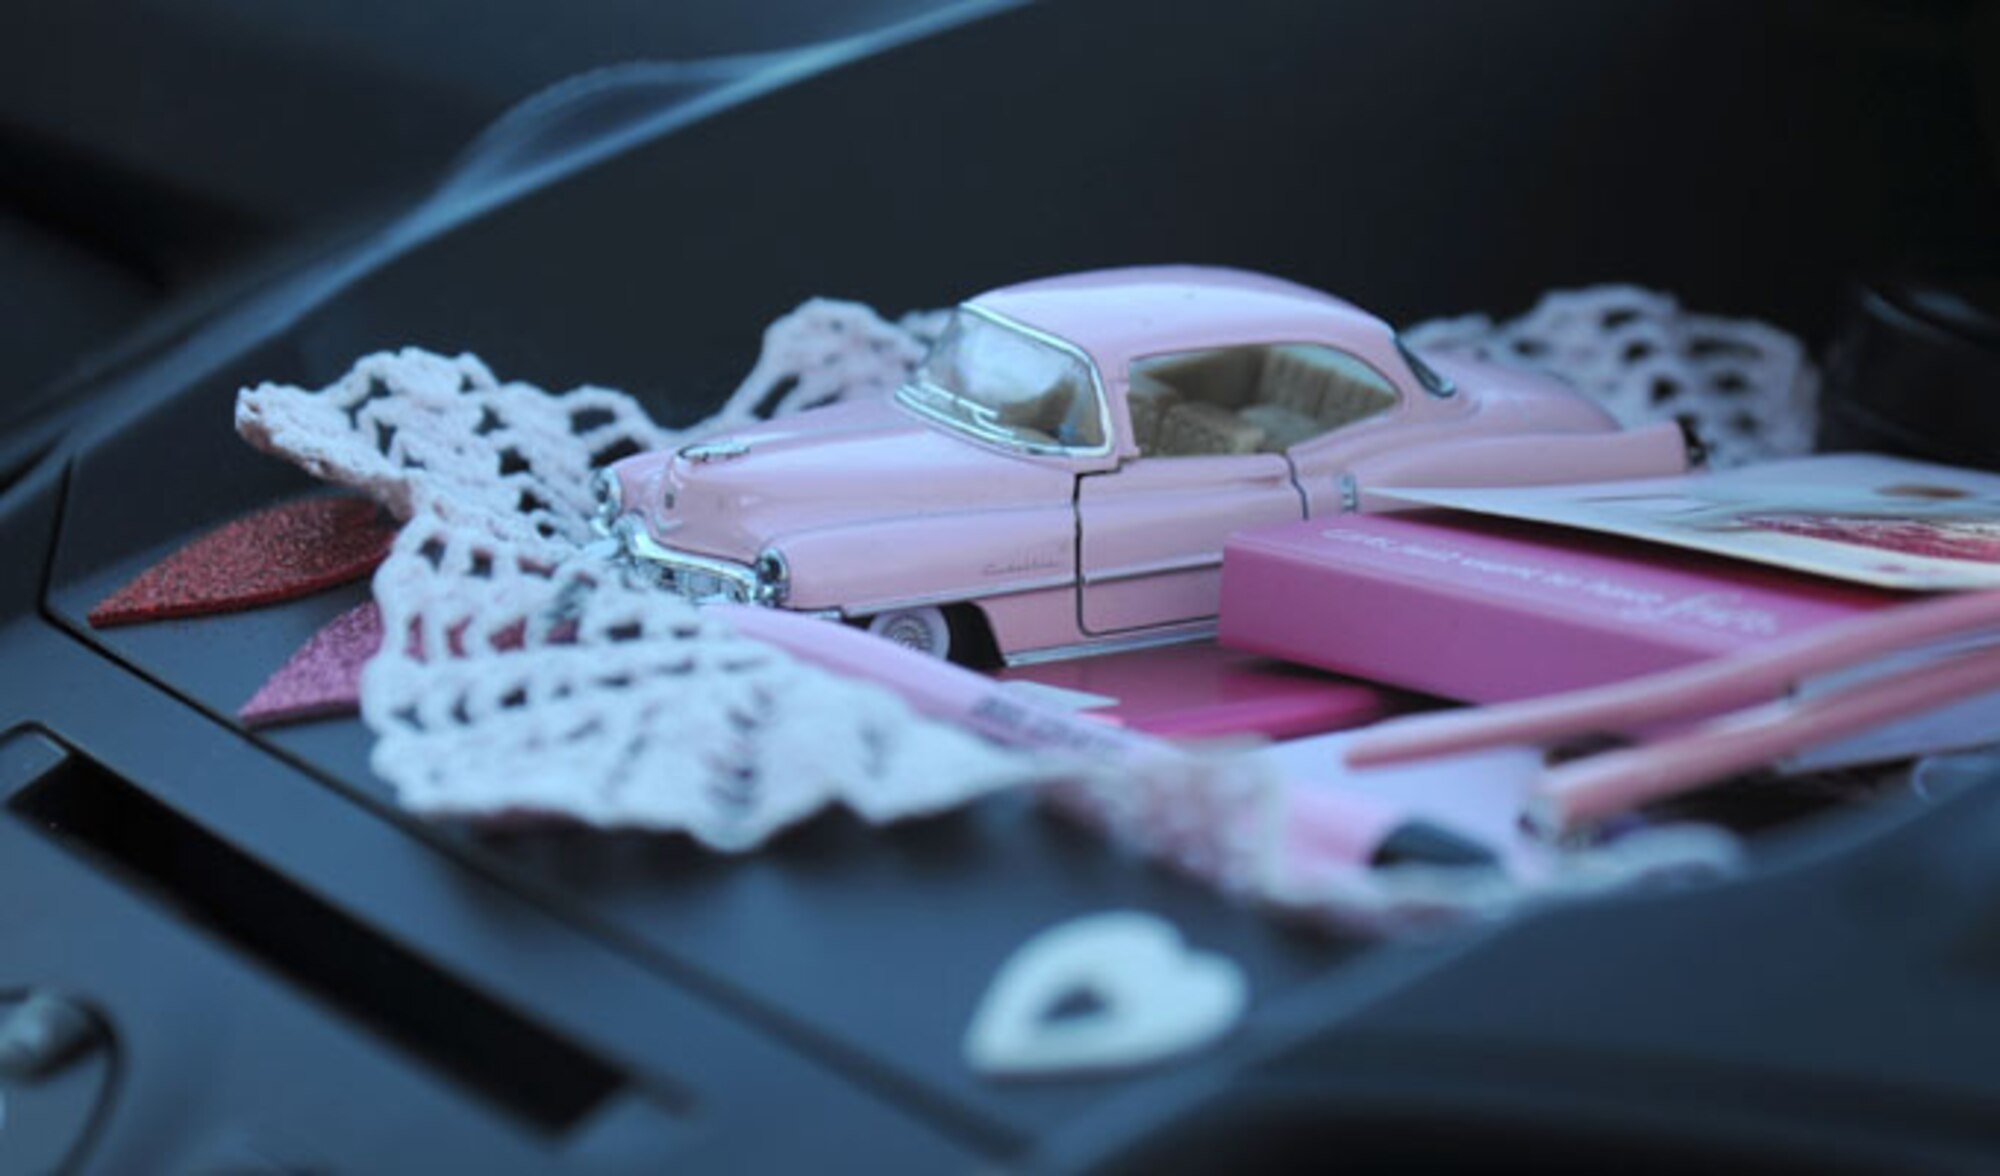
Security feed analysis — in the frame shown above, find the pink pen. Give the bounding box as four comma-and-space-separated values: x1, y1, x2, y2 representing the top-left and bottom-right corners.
712, 605, 1496, 868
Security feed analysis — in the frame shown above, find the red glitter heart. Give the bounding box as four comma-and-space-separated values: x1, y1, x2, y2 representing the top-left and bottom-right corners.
239, 602, 383, 727
88, 497, 396, 627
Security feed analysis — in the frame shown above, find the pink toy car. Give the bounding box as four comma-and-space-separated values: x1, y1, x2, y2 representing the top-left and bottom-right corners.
597, 267, 1693, 663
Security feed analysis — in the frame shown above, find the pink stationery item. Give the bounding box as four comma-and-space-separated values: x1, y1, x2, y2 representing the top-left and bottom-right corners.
711, 604, 1497, 868
995, 641, 1406, 740
1218, 511, 1902, 705
1253, 729, 1550, 879
1527, 645, 2000, 833
1347, 589, 2000, 834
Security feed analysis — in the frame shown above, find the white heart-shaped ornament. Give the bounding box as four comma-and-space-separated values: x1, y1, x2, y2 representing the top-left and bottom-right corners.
963, 911, 1249, 1078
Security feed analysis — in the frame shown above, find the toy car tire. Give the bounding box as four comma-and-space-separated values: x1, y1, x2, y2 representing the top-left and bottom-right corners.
864, 607, 953, 658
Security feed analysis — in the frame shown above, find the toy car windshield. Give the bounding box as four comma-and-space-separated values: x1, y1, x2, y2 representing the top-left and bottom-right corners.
897, 305, 1108, 454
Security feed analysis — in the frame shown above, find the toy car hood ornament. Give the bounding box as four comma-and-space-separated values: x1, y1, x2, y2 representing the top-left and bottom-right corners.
677, 438, 753, 464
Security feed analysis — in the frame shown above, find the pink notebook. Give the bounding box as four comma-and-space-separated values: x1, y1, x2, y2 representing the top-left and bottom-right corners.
1219, 512, 1905, 704
995, 641, 1405, 740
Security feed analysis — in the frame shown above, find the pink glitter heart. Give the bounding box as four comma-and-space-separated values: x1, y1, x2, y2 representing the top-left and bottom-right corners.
89, 496, 396, 628
239, 602, 383, 727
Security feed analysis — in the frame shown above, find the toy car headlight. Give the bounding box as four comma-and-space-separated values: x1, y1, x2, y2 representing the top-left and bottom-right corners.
752, 550, 789, 606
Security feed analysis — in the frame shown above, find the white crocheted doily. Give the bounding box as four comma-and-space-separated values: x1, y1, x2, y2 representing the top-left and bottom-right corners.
1405, 285, 1817, 468
236, 287, 1779, 928
239, 303, 1033, 852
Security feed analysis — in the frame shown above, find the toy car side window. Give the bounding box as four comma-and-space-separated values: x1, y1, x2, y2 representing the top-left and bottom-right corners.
1129, 343, 1399, 457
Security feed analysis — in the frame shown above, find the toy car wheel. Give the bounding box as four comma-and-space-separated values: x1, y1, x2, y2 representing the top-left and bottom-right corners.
865, 607, 953, 658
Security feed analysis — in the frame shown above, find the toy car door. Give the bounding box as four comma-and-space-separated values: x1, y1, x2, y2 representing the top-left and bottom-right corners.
1076, 345, 1309, 635
1076, 452, 1301, 635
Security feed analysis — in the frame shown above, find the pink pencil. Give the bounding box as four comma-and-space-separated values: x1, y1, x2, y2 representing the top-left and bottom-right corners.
1527, 645, 2000, 834
1335, 588, 2000, 836
712, 605, 1496, 868
1346, 589, 2000, 768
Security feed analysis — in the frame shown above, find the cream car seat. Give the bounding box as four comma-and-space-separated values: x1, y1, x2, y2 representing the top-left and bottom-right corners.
1157, 400, 1268, 455
1125, 370, 1181, 453
1254, 344, 1398, 438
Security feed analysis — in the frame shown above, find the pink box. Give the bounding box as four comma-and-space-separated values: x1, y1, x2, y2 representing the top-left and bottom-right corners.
1219, 512, 1905, 704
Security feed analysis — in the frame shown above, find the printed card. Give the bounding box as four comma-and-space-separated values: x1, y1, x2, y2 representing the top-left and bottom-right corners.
1380, 454, 2000, 591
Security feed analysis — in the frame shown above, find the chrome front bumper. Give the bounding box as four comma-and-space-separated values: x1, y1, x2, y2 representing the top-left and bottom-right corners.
620, 523, 774, 605
593, 470, 789, 606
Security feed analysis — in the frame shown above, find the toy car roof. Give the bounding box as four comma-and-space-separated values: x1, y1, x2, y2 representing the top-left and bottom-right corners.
968, 266, 1395, 375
